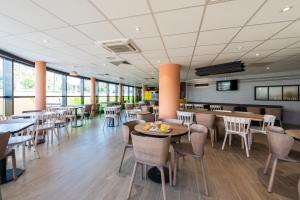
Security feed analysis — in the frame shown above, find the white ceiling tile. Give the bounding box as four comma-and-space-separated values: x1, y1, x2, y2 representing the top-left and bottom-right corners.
249, 0, 300, 25
75, 21, 123, 41
133, 37, 164, 51
0, 36, 44, 50
170, 56, 191, 66
215, 52, 244, 61
19, 32, 68, 48
259, 56, 286, 63
149, 58, 169, 66
233, 22, 290, 42
0, 31, 8, 37
0, 14, 35, 35
119, 53, 145, 61
167, 47, 194, 57
197, 28, 240, 45
202, 0, 264, 30
112, 15, 159, 39
149, 0, 205, 12
288, 41, 300, 48
223, 41, 262, 53
90, 0, 150, 19
194, 44, 226, 55
0, 0, 66, 30
273, 20, 300, 39
143, 50, 168, 59
193, 54, 217, 62
241, 49, 277, 60
46, 27, 93, 45
155, 6, 203, 35
32, 0, 105, 25
76, 44, 112, 56
272, 48, 300, 57
255, 37, 300, 50
163, 33, 197, 49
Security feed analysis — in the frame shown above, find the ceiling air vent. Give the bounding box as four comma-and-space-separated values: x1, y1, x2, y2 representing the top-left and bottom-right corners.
109, 60, 131, 66
98, 39, 140, 54
195, 61, 245, 76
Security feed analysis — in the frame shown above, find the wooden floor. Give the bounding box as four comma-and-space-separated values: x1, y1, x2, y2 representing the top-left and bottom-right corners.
2, 117, 300, 200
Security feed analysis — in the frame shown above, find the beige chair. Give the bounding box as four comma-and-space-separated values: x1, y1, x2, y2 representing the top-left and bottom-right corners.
141, 105, 149, 112
172, 124, 208, 195
177, 111, 194, 141
210, 105, 222, 111
246, 106, 262, 114
195, 113, 216, 147
128, 132, 172, 200
264, 130, 300, 192
265, 107, 282, 127
0, 132, 17, 181
55, 110, 70, 138
137, 113, 155, 122
266, 126, 285, 134
222, 105, 235, 111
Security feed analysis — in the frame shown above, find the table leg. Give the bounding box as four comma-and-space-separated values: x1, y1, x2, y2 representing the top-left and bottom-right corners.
22, 143, 26, 170
0, 158, 23, 184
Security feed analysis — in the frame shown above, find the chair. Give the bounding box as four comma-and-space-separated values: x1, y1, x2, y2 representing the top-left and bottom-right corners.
83, 104, 92, 119
246, 106, 262, 114
222, 116, 251, 157
222, 105, 235, 111
137, 113, 155, 122
210, 105, 222, 111
103, 107, 118, 128
77, 107, 86, 125
194, 104, 204, 109
118, 120, 145, 172
66, 107, 76, 126
185, 104, 193, 110
179, 103, 185, 110
172, 124, 208, 195
128, 132, 172, 200
55, 110, 70, 139
263, 130, 300, 192
195, 113, 216, 147
265, 107, 282, 127
35, 113, 59, 145
153, 106, 159, 121
125, 103, 134, 111
90, 104, 98, 117
177, 111, 194, 141
141, 105, 149, 112
0, 132, 16, 181
267, 126, 285, 134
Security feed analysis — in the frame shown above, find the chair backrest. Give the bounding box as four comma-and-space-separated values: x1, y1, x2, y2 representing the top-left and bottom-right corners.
177, 111, 193, 124
131, 132, 170, 166
190, 124, 208, 134
222, 105, 235, 111
195, 113, 216, 129
265, 107, 282, 120
262, 115, 276, 131
191, 128, 207, 158
223, 116, 251, 134
266, 131, 294, 159
122, 120, 145, 144
153, 106, 159, 114
125, 103, 134, 110
137, 113, 155, 122
141, 105, 149, 112
246, 106, 261, 114
210, 105, 222, 111
266, 126, 285, 134
84, 104, 92, 113
159, 118, 183, 125
104, 107, 117, 116
0, 132, 10, 159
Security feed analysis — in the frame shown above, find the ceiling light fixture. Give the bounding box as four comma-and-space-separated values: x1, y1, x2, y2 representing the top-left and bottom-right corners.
281, 6, 292, 13
135, 26, 141, 32
255, 53, 260, 57
69, 66, 78, 76
266, 66, 270, 70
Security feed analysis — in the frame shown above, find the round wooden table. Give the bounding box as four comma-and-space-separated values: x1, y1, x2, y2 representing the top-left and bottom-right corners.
134, 122, 188, 138
285, 129, 300, 140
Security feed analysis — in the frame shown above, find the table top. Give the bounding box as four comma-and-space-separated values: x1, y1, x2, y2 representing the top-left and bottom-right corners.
13, 111, 55, 118
285, 129, 300, 139
0, 119, 35, 134
183, 109, 264, 121
134, 122, 188, 137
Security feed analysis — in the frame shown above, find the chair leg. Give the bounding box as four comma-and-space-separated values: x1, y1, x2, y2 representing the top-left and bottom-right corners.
173, 152, 178, 186
32, 138, 40, 159
159, 166, 167, 200
229, 134, 232, 146
22, 143, 26, 170
209, 129, 214, 147
65, 125, 70, 138
243, 136, 250, 158
200, 159, 208, 196
222, 133, 228, 150
127, 162, 138, 199
11, 150, 17, 181
118, 146, 127, 173
267, 158, 278, 193
264, 153, 272, 175
168, 162, 172, 187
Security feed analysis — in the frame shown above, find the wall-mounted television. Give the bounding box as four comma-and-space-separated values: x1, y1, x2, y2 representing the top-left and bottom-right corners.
216, 80, 238, 91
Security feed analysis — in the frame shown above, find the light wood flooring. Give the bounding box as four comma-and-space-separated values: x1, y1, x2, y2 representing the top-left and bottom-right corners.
2, 117, 300, 200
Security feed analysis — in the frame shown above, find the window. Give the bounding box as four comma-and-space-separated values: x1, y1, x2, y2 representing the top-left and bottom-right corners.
108, 83, 117, 102
84, 79, 91, 104
13, 62, 35, 114
46, 71, 64, 106
123, 86, 129, 103
67, 76, 82, 105
129, 87, 134, 103
98, 82, 108, 111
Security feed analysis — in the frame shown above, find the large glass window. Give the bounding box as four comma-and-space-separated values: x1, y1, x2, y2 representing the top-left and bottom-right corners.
108, 83, 117, 102
46, 71, 63, 106
84, 79, 91, 104
13, 62, 35, 114
129, 87, 134, 103
123, 86, 129, 103
67, 76, 82, 105
98, 82, 108, 111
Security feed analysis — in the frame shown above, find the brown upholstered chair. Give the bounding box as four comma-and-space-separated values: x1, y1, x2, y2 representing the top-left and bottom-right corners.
195, 113, 216, 147
119, 120, 145, 172
265, 107, 282, 127
222, 105, 235, 111
0, 132, 17, 181
246, 106, 262, 114
137, 113, 155, 122
266, 126, 285, 134
128, 132, 172, 200
264, 129, 300, 192
172, 124, 208, 195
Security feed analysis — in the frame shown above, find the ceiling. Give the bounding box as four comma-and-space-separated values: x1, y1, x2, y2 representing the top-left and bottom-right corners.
0, 0, 300, 86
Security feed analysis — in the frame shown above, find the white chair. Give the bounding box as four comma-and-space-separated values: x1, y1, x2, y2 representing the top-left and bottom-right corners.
35, 113, 59, 145
103, 107, 118, 128
249, 114, 275, 149
55, 110, 70, 139
210, 105, 222, 111
194, 104, 204, 109
66, 107, 76, 127
153, 106, 159, 121
177, 111, 194, 141
222, 116, 251, 158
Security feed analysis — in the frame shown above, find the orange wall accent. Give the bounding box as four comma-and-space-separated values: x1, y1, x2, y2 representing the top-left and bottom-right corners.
91, 77, 96, 104
35, 61, 46, 110
159, 64, 180, 118
142, 84, 147, 101
118, 83, 123, 103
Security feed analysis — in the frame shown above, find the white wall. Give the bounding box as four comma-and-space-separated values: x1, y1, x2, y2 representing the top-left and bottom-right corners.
187, 70, 300, 125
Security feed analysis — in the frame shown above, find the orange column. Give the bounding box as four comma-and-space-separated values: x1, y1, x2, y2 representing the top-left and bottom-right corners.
118, 83, 123, 103
91, 77, 96, 105
142, 84, 147, 101
35, 61, 46, 110
159, 64, 180, 118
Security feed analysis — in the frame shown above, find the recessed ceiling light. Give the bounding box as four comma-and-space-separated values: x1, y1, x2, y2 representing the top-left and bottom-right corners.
135, 26, 141, 32
255, 53, 260, 57
281, 6, 292, 13
43, 39, 48, 43
266, 66, 270, 70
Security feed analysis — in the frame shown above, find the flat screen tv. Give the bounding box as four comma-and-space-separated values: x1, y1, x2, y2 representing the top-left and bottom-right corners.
216, 80, 238, 91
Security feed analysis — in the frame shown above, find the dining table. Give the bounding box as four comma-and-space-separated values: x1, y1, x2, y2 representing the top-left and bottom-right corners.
285, 129, 300, 140
0, 119, 35, 184
134, 122, 188, 184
